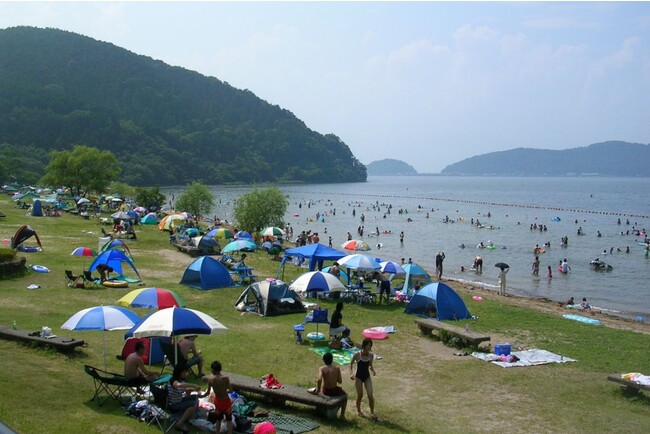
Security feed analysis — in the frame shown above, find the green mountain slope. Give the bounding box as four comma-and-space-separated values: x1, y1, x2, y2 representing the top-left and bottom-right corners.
441, 141, 650, 176
0, 27, 366, 186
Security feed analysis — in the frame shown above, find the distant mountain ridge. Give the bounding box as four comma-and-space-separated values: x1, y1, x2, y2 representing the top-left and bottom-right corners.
0, 27, 366, 186
366, 159, 417, 176
441, 141, 650, 177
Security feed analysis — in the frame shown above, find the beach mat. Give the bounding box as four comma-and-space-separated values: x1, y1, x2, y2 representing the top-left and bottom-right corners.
114, 274, 141, 283
309, 346, 357, 365
249, 412, 319, 434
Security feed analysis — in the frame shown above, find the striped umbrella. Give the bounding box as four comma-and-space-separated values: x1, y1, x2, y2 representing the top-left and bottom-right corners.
117, 287, 186, 309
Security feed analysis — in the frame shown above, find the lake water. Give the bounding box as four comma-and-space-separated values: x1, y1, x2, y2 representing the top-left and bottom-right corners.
162, 176, 650, 318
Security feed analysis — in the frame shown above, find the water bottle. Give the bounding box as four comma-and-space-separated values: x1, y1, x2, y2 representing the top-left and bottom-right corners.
12, 320, 17, 330
465, 323, 470, 332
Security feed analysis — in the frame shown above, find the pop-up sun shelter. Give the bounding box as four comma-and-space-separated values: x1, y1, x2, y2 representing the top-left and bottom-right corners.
11, 225, 43, 250
394, 263, 432, 298
235, 279, 305, 317
180, 256, 233, 290
89, 249, 141, 280
405, 282, 471, 321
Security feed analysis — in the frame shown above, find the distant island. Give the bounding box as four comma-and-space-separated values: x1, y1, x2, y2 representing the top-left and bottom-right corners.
441, 141, 650, 177
366, 159, 418, 176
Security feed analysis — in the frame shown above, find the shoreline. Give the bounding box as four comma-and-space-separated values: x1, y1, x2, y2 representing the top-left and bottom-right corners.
444, 277, 650, 335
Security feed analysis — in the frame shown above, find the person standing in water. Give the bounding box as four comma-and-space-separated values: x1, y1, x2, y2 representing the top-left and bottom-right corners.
350, 338, 377, 419
498, 266, 509, 296
532, 256, 540, 276
435, 251, 446, 279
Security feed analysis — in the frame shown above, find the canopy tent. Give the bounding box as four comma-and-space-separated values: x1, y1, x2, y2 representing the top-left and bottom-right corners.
89, 249, 141, 279
180, 256, 233, 290
404, 282, 472, 321
141, 212, 159, 225
11, 225, 43, 250
234, 279, 305, 317
30, 199, 43, 217
393, 263, 432, 298
278, 243, 346, 278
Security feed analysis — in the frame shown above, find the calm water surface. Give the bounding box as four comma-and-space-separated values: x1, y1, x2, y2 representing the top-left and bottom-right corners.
163, 176, 650, 318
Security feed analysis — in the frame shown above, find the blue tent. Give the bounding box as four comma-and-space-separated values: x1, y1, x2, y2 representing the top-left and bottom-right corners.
31, 199, 43, 217
393, 263, 432, 298
89, 249, 141, 279
405, 282, 471, 321
141, 213, 158, 225
279, 243, 346, 273
127, 210, 141, 224
180, 256, 233, 290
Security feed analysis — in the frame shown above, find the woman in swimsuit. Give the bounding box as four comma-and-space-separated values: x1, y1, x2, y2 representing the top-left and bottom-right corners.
349, 338, 377, 419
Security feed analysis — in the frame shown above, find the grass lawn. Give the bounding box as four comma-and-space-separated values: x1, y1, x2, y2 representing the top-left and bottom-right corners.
1, 197, 649, 433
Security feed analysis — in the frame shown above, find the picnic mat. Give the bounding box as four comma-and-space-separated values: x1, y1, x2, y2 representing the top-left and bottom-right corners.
471, 349, 576, 368
249, 412, 319, 434
309, 346, 357, 365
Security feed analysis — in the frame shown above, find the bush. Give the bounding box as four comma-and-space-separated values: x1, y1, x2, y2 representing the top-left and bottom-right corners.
0, 248, 16, 262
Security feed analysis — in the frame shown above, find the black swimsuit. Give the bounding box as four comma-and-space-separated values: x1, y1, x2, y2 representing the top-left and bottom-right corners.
355, 354, 371, 382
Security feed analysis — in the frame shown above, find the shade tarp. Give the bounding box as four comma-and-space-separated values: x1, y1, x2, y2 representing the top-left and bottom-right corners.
11, 225, 43, 250
404, 282, 471, 321
280, 243, 346, 272
180, 256, 233, 290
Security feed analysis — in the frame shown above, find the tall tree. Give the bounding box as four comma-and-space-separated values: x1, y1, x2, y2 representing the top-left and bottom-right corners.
233, 187, 287, 232
134, 185, 166, 211
40, 145, 120, 196
175, 181, 215, 218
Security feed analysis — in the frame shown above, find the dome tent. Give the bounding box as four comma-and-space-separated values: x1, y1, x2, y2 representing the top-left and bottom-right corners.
405, 282, 471, 321
180, 256, 233, 290
235, 279, 305, 317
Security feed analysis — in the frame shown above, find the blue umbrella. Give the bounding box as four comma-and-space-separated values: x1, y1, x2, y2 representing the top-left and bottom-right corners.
379, 260, 406, 276
61, 305, 140, 369
221, 239, 257, 253
289, 271, 346, 295
125, 307, 228, 338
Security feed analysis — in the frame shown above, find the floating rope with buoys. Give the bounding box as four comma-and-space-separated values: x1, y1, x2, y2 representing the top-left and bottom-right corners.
297, 191, 650, 219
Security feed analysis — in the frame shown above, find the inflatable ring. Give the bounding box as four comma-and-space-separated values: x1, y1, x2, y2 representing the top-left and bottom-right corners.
306, 332, 325, 341
471, 296, 484, 301
19, 246, 40, 252
30, 265, 50, 273
362, 328, 389, 340
102, 280, 129, 288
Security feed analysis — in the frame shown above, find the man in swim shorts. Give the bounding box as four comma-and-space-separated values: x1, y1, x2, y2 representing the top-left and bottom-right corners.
312, 352, 347, 419
124, 341, 159, 387
206, 361, 233, 434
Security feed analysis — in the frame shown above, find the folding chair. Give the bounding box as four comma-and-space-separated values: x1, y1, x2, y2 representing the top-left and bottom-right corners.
65, 270, 83, 287
83, 271, 102, 288
147, 384, 182, 433
84, 364, 139, 406
158, 341, 196, 377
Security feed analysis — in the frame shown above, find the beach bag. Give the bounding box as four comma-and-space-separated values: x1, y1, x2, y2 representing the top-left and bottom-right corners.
329, 339, 342, 350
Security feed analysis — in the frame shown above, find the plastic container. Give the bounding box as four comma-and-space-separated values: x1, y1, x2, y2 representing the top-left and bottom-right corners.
494, 344, 511, 356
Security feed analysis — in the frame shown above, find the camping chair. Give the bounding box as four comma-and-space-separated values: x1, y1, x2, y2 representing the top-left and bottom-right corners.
65, 270, 83, 287
158, 341, 197, 377
84, 364, 139, 406
83, 271, 101, 288
147, 384, 183, 433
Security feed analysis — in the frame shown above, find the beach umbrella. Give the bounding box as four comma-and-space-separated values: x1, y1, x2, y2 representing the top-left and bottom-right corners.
111, 210, 131, 220
260, 227, 285, 238
77, 198, 91, 205
221, 239, 257, 253
117, 287, 186, 309
133, 206, 147, 213
289, 271, 346, 295
61, 305, 140, 369
341, 239, 371, 251
379, 260, 406, 276
126, 307, 228, 338
234, 230, 253, 240
337, 254, 381, 272
495, 262, 510, 270
70, 247, 96, 257
207, 228, 234, 240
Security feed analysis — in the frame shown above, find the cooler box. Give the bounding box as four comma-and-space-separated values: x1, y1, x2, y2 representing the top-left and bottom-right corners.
494, 344, 511, 356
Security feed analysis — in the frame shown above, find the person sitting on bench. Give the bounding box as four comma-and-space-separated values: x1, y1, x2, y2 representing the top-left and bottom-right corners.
309, 352, 347, 420
124, 341, 159, 386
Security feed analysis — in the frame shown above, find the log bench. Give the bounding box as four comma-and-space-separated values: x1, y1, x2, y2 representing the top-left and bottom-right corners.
223, 371, 346, 419
0, 325, 85, 352
415, 318, 491, 347
607, 373, 650, 396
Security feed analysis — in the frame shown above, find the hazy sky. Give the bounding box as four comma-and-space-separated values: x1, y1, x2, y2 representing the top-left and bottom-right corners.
2, 1, 649, 172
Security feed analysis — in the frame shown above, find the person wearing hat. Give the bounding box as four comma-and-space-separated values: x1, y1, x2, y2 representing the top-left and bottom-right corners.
179, 335, 204, 377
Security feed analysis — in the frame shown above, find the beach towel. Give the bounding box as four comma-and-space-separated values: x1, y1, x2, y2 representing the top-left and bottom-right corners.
114, 274, 141, 283
471, 349, 576, 368
249, 412, 319, 434
309, 346, 358, 365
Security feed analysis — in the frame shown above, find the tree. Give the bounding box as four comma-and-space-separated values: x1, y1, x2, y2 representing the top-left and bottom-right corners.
109, 181, 134, 199
233, 187, 287, 232
40, 145, 120, 196
134, 185, 167, 211
175, 181, 215, 218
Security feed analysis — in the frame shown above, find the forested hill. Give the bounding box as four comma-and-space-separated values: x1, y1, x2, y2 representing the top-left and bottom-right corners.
0, 27, 366, 186
441, 141, 650, 177
366, 159, 417, 175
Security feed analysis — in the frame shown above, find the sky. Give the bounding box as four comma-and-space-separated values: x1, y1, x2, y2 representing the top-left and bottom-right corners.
1, 1, 650, 173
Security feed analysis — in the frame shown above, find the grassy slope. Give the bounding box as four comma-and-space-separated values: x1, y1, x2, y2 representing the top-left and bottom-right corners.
0, 197, 649, 433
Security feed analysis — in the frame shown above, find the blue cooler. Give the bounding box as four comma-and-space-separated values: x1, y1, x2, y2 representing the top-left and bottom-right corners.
494, 344, 511, 356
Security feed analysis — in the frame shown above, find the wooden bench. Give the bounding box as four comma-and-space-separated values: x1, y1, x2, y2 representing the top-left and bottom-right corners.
608, 373, 650, 396
0, 325, 85, 352
223, 371, 346, 419
173, 243, 200, 257
415, 318, 491, 347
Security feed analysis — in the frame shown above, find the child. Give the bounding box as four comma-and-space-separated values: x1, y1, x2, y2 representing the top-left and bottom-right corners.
580, 298, 591, 310
340, 329, 354, 349
547, 266, 553, 279
205, 361, 233, 434
350, 338, 377, 419
310, 352, 347, 419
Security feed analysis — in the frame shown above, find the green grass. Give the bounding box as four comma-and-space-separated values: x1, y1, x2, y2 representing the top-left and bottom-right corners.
1, 197, 649, 433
